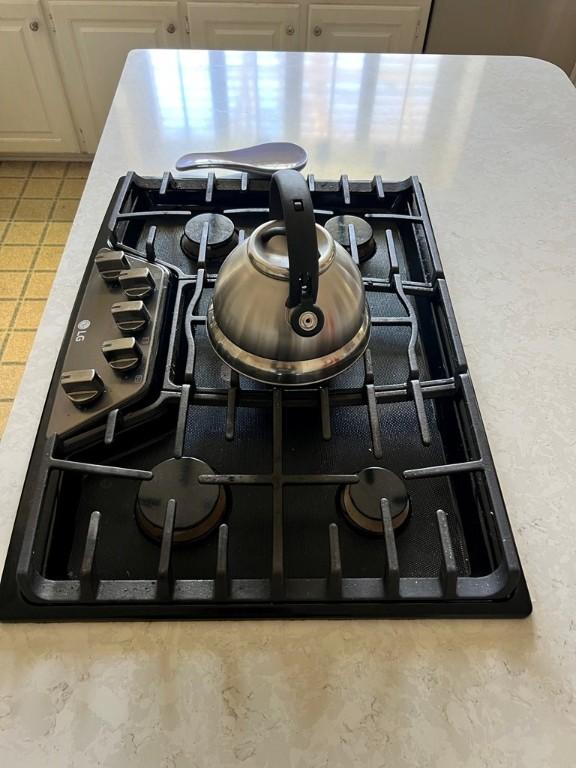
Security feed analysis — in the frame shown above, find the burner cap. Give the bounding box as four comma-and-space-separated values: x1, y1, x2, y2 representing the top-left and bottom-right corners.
325, 215, 376, 262
181, 213, 238, 260
340, 467, 410, 535
136, 458, 226, 543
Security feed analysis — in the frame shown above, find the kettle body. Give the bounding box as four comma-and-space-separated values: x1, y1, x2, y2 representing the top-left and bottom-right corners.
207, 170, 370, 386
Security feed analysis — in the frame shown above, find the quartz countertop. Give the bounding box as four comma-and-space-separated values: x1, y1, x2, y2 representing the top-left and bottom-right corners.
1, 52, 575, 766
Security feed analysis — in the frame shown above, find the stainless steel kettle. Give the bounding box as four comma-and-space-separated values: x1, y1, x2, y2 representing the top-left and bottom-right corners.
207, 170, 370, 386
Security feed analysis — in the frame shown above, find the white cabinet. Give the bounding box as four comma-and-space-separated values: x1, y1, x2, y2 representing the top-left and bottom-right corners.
49, 1, 183, 152
0, 0, 79, 153
187, 3, 301, 51
307, 2, 431, 53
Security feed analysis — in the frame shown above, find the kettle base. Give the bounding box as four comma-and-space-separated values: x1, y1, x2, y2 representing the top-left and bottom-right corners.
206, 303, 371, 387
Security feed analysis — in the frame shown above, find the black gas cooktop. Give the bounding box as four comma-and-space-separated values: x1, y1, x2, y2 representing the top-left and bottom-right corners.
0, 171, 531, 620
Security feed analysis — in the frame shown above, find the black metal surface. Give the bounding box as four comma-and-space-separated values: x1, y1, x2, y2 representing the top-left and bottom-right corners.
0, 171, 531, 620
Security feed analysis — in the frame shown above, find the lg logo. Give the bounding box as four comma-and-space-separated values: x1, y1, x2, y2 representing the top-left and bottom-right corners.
75, 319, 91, 342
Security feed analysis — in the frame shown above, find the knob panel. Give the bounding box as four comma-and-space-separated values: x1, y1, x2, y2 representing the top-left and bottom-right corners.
47, 253, 170, 437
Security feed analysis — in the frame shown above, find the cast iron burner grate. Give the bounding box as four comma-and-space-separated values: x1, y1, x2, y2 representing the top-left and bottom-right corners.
0, 171, 531, 620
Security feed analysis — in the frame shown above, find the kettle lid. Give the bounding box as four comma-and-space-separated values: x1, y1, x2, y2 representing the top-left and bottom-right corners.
248, 220, 335, 279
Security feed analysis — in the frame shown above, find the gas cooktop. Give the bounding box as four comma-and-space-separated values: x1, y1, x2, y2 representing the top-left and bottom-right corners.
0, 170, 531, 620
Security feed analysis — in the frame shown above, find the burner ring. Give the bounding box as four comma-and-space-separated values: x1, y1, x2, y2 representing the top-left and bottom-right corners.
181, 212, 238, 260
136, 458, 226, 543
340, 467, 410, 535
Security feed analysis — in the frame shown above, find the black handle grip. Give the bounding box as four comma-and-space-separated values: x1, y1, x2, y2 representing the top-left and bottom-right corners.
269, 170, 324, 337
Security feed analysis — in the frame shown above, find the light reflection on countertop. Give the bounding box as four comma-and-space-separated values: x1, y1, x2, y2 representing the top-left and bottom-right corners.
149, 50, 442, 149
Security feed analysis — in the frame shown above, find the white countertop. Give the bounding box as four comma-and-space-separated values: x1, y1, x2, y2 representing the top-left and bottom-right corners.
1, 51, 576, 766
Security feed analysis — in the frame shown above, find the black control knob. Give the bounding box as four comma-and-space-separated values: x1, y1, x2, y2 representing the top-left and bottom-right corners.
61, 369, 104, 406
111, 300, 150, 333
95, 248, 129, 283
118, 267, 155, 299
102, 337, 142, 371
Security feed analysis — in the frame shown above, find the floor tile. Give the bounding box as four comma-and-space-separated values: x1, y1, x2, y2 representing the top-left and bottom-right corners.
0, 222, 6, 241
0, 162, 32, 178
13, 199, 53, 221
0, 245, 36, 271
22, 178, 61, 199
4, 221, 45, 245
0, 300, 17, 329
0, 272, 27, 298
36, 245, 63, 270
0, 402, 13, 439
25, 271, 55, 299
0, 364, 25, 399
52, 199, 78, 221
59, 178, 86, 199
44, 222, 71, 246
0, 179, 25, 198
0, 199, 17, 219
14, 300, 45, 329
66, 162, 90, 179
31, 162, 67, 178
2, 331, 36, 363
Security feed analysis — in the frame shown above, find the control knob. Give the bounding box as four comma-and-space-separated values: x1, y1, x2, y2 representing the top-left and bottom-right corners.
61, 369, 104, 406
119, 267, 155, 299
111, 300, 150, 333
95, 248, 129, 283
102, 337, 142, 371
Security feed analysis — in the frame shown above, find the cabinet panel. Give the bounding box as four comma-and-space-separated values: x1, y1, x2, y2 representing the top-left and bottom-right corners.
307, 3, 430, 53
0, 0, 78, 153
49, 1, 182, 152
187, 3, 301, 52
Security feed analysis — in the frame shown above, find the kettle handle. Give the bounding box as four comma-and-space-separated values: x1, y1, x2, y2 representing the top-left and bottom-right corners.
269, 170, 324, 337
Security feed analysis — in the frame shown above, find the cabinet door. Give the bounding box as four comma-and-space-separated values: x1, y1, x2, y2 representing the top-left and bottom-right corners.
49, 1, 182, 152
187, 3, 301, 51
307, 2, 431, 53
0, 0, 78, 153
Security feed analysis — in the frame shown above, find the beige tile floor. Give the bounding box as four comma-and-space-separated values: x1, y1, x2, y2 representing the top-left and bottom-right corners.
0, 160, 90, 438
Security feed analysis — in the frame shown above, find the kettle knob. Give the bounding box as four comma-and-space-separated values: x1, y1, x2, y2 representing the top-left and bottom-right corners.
269, 170, 324, 337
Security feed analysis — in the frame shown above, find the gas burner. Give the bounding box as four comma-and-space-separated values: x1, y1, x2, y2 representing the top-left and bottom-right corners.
136, 458, 226, 543
181, 213, 238, 260
340, 467, 410, 535
325, 215, 376, 262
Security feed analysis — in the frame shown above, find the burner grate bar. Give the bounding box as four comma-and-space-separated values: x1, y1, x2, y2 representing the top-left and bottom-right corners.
157, 499, 176, 600
409, 378, 432, 446
404, 459, 485, 480
225, 369, 239, 441
80, 510, 100, 600
363, 350, 383, 458
272, 389, 284, 600
319, 387, 331, 440
371, 175, 385, 199
184, 269, 206, 382
340, 174, 351, 205
348, 222, 359, 264
174, 383, 190, 458
159, 171, 171, 196
50, 457, 152, 481
215, 524, 230, 600
328, 523, 343, 599
145, 225, 157, 261
437, 509, 458, 597
205, 172, 215, 204
380, 500, 400, 598
104, 408, 121, 445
